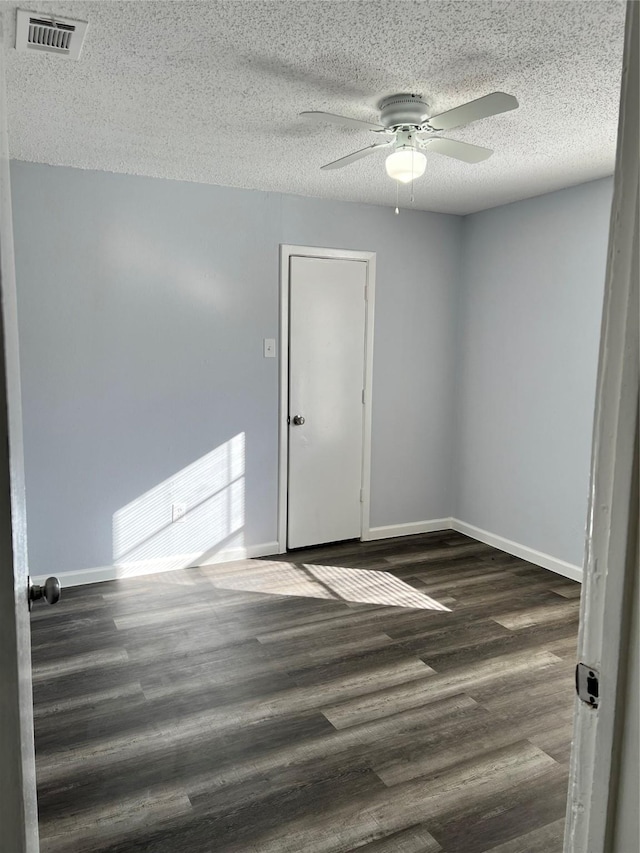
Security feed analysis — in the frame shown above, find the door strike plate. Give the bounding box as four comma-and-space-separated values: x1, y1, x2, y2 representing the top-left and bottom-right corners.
575, 663, 599, 708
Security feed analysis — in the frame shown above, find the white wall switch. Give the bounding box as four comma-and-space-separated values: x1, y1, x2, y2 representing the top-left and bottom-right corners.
263, 338, 276, 358
172, 502, 187, 523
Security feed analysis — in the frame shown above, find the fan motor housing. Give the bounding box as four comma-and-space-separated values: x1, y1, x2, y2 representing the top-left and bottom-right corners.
379, 93, 430, 129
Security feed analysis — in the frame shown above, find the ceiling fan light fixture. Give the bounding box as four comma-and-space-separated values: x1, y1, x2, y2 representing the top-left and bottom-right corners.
307, 90, 517, 176
385, 146, 426, 183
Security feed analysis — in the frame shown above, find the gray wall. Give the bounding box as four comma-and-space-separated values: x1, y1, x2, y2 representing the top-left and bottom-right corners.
10, 161, 461, 577
9, 161, 613, 579
454, 178, 613, 567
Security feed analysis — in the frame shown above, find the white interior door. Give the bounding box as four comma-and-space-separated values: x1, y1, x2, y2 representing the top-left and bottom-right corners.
287, 256, 367, 549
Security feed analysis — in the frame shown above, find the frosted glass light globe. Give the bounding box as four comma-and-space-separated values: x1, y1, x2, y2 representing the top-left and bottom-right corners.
385, 147, 427, 183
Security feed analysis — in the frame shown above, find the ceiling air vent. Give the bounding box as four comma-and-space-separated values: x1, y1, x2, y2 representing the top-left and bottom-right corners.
15, 10, 88, 60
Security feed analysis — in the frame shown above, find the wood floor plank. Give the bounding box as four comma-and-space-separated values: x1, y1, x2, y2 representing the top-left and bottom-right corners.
322, 648, 561, 729
356, 824, 442, 852
428, 764, 568, 853
32, 648, 129, 681
492, 599, 580, 631
384, 542, 498, 565
418, 620, 579, 672
482, 818, 566, 853
183, 694, 480, 803
39, 787, 193, 853
372, 702, 560, 787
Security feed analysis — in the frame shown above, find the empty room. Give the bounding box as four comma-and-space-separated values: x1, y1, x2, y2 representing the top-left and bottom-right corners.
1, 2, 638, 853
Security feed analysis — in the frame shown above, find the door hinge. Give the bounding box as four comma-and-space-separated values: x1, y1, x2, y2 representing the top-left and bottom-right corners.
359, 488, 364, 503
362, 388, 365, 405
576, 663, 599, 708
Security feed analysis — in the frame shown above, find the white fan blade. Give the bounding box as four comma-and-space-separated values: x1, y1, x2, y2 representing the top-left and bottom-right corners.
427, 92, 518, 131
320, 141, 393, 170
301, 111, 386, 132
424, 137, 493, 163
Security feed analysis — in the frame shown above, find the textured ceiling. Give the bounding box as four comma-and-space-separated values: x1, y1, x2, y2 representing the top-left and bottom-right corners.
2, 0, 626, 214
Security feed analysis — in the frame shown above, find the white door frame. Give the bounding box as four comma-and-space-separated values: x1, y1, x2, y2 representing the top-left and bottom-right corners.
278, 245, 376, 553
0, 19, 40, 852
564, 1, 639, 850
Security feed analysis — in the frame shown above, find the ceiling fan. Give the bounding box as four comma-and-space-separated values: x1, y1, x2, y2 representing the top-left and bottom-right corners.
300, 92, 519, 183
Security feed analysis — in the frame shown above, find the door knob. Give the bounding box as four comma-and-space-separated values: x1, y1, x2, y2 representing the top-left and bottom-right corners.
292, 415, 305, 426
29, 576, 61, 610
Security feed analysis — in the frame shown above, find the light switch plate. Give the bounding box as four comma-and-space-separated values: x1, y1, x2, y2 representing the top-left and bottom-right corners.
263, 338, 276, 358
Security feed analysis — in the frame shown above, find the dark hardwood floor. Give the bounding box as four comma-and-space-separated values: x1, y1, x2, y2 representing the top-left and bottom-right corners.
30, 530, 580, 853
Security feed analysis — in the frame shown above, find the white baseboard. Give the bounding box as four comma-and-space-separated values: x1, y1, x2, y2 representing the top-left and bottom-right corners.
32, 541, 280, 589
362, 518, 453, 541
38, 520, 582, 590
450, 518, 583, 583
33, 564, 118, 589
364, 516, 582, 583
197, 541, 279, 566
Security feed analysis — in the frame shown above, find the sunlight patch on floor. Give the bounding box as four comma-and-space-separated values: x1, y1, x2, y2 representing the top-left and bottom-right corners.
206, 560, 450, 611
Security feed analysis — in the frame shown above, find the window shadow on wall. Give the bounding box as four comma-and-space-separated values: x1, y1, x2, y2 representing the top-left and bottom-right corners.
112, 433, 245, 578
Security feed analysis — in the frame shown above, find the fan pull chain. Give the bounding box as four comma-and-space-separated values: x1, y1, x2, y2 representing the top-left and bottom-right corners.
395, 180, 399, 215
410, 151, 415, 205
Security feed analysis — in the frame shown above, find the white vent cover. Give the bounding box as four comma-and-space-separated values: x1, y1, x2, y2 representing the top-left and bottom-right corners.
15, 10, 88, 60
